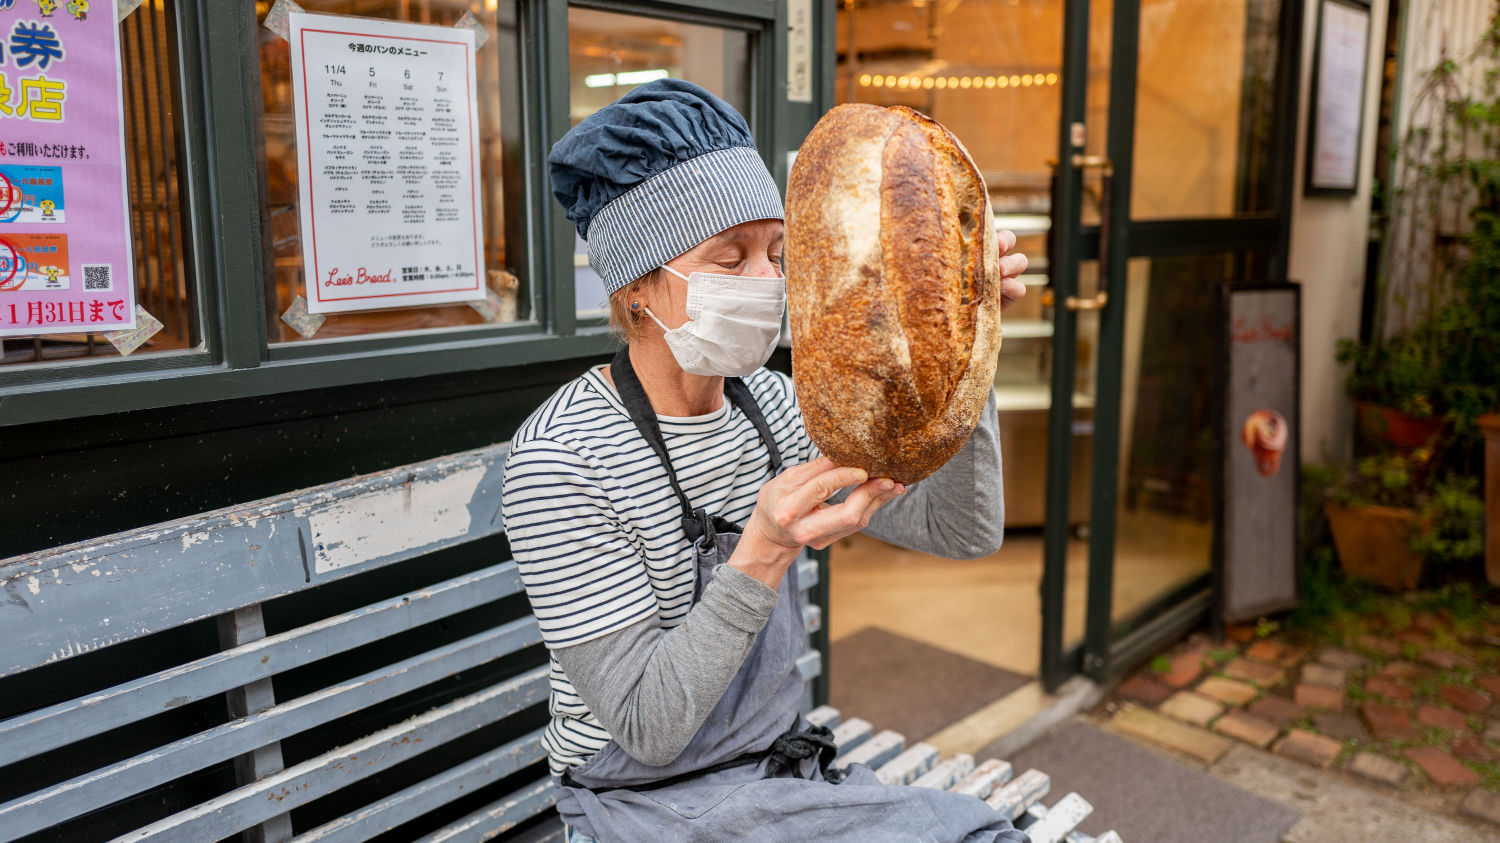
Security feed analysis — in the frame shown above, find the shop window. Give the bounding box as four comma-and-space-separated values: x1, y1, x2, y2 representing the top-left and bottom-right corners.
1, 1, 197, 367
256, 0, 526, 344
1131, 0, 1283, 219
567, 6, 753, 315
835, 0, 1067, 221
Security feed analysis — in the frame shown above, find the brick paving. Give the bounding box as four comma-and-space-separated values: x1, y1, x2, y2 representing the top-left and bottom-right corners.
1439, 684, 1492, 714
1275, 729, 1342, 768
1348, 752, 1409, 787
1313, 711, 1368, 742
1300, 662, 1347, 688
1160, 691, 1223, 726
1116, 675, 1172, 705
1404, 746, 1481, 786
1247, 694, 1307, 726
1364, 675, 1415, 701
1453, 735, 1500, 763
1461, 790, 1500, 825
1158, 647, 1208, 688
1416, 704, 1470, 731
1294, 683, 1345, 711
1222, 657, 1284, 686
1101, 600, 1500, 830
1362, 701, 1420, 741
1356, 634, 1401, 657
1213, 710, 1280, 748
1316, 647, 1368, 671
1196, 676, 1258, 706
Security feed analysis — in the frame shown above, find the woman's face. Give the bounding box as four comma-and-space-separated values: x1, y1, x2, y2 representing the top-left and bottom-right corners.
647, 218, 785, 328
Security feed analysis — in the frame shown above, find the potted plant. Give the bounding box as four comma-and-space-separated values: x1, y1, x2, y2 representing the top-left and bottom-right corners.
1337, 332, 1446, 452
1408, 474, 1486, 582
1317, 453, 1486, 590
1321, 454, 1428, 590
1346, 20, 1500, 456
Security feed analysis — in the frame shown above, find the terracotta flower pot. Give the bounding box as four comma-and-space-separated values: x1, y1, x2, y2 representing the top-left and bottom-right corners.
1355, 401, 1443, 451
1325, 501, 1424, 590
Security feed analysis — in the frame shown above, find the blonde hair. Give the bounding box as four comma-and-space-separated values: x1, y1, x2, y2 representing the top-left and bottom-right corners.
608, 270, 665, 344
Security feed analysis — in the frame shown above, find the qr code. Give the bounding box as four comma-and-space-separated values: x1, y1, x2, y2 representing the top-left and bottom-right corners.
83, 264, 112, 291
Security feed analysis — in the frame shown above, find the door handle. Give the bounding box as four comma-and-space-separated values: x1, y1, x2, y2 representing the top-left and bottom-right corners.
1078, 155, 1113, 314
1042, 155, 1115, 313
1070, 154, 1114, 174
1040, 289, 1109, 310
1064, 291, 1108, 310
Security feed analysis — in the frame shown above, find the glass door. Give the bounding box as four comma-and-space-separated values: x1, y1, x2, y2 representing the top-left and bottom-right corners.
1041, 0, 1295, 690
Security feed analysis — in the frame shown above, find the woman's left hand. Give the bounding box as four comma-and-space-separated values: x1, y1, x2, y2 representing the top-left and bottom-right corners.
997, 228, 1029, 312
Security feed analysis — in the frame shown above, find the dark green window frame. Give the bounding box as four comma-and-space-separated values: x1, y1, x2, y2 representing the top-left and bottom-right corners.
0, 0, 803, 427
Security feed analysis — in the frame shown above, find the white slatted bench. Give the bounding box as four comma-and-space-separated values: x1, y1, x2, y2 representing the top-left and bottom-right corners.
809, 705, 1124, 843
0, 442, 825, 842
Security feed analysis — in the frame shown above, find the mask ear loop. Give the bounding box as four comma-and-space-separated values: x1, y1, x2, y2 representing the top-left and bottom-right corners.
640, 304, 672, 333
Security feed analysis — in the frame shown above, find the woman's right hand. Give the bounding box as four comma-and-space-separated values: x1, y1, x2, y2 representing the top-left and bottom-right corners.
731, 457, 906, 587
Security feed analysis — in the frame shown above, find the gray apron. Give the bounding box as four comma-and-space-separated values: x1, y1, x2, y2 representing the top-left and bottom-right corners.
555, 350, 1027, 843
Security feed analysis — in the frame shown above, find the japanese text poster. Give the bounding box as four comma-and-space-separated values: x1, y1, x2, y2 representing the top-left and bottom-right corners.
289, 13, 484, 314
0, 1, 136, 337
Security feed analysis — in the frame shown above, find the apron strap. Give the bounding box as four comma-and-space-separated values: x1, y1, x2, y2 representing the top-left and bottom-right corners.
559, 721, 842, 795
609, 348, 784, 546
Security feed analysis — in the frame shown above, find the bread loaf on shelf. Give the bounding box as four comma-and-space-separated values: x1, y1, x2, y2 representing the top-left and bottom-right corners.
786, 103, 1001, 484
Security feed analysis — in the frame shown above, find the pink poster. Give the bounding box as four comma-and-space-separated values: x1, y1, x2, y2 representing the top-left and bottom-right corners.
0, 3, 134, 337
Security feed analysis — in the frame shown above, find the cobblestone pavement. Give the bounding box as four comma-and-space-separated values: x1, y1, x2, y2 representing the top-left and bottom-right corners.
1103, 607, 1500, 835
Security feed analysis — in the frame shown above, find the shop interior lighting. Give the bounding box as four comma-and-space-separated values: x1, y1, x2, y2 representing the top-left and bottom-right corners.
585, 69, 670, 88
856, 73, 1060, 90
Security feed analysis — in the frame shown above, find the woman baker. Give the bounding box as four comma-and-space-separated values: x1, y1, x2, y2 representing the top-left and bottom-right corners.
500, 80, 1029, 842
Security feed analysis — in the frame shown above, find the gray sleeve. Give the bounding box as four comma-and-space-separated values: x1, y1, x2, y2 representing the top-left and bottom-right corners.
551, 563, 780, 767
861, 389, 1005, 559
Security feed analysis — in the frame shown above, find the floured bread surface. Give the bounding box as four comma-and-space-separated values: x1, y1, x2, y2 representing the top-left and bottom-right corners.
786, 103, 1001, 484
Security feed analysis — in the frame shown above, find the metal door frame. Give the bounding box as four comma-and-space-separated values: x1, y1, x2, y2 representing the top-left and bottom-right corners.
1040, 0, 1307, 692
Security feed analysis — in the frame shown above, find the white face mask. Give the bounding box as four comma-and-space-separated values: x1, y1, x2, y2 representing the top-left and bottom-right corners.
643, 264, 786, 377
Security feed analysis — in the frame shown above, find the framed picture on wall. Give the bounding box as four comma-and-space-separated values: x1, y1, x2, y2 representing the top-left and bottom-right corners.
1305, 0, 1372, 195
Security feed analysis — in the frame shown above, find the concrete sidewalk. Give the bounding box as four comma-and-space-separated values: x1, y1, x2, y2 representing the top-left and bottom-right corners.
996, 713, 1499, 841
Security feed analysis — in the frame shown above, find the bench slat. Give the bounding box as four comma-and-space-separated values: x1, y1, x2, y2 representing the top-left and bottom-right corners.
108, 663, 551, 843
796, 556, 818, 590
413, 776, 558, 843
1, 617, 543, 840
0, 445, 510, 678
796, 649, 821, 681
293, 730, 547, 843
0, 561, 525, 768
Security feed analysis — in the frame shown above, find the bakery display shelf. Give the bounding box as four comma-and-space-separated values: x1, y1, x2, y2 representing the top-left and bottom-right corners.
992, 213, 1051, 236
991, 383, 1095, 413
1003, 319, 1053, 340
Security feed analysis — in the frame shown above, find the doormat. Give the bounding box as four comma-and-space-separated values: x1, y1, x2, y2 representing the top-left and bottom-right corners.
828, 626, 1030, 742
994, 719, 1300, 843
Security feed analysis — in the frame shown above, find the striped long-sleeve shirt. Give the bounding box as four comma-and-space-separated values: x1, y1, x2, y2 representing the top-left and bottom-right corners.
500, 365, 816, 773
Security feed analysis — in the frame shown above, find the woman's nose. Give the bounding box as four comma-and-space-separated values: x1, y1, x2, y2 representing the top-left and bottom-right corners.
745, 255, 783, 278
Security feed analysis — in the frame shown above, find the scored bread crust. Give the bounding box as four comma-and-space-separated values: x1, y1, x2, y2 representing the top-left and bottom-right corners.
786, 103, 1001, 484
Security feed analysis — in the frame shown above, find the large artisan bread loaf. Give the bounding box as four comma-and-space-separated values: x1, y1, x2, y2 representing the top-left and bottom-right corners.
786, 104, 1001, 484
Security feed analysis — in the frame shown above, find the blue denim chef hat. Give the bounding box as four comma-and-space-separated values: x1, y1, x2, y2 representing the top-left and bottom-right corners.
549, 79, 784, 295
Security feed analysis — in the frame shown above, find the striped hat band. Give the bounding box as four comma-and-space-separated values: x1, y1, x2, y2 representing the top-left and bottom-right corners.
586, 146, 784, 295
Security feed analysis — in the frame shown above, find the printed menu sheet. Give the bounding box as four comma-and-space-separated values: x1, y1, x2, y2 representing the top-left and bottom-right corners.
289, 13, 484, 314
0, 4, 136, 337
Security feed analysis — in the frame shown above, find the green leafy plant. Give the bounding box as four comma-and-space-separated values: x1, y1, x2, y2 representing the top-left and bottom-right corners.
1345, 11, 1500, 466
1337, 332, 1442, 419
1410, 475, 1486, 566
1321, 453, 1428, 509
